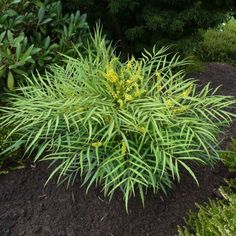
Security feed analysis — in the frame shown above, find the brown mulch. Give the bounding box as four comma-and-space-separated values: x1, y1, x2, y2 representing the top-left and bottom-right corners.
0, 63, 236, 236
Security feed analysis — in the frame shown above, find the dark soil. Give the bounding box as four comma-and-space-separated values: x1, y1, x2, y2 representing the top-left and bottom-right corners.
1, 63, 236, 236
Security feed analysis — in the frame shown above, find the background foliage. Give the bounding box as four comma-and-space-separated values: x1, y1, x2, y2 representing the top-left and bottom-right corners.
197, 19, 236, 63
0, 0, 89, 91
63, 0, 236, 55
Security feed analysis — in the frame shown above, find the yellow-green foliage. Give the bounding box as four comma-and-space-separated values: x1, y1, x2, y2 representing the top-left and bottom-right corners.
178, 179, 236, 236
199, 19, 236, 62
220, 139, 236, 172
0, 28, 235, 211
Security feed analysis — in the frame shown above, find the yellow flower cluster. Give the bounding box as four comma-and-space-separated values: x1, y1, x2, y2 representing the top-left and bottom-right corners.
103, 69, 119, 83
101, 57, 145, 108
165, 99, 174, 108
121, 141, 127, 158
155, 71, 162, 79
154, 69, 193, 115
137, 126, 147, 133
155, 71, 163, 93
125, 94, 133, 101
170, 86, 192, 113
181, 86, 192, 97
126, 61, 132, 70
172, 106, 188, 114
92, 141, 103, 148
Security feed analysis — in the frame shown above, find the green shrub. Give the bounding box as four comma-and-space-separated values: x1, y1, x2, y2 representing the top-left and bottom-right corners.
178, 179, 236, 236
0, 0, 89, 91
184, 55, 205, 74
0, 28, 235, 210
198, 19, 236, 63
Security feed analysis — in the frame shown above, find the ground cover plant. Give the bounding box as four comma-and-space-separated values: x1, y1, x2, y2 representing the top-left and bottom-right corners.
178, 179, 236, 236
0, 28, 235, 210
0, 0, 89, 91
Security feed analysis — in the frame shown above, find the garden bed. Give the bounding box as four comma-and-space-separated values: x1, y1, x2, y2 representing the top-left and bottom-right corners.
0, 63, 236, 236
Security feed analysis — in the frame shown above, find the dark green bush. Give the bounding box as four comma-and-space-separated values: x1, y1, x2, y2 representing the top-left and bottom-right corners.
0, 0, 89, 91
63, 0, 236, 55
178, 179, 236, 236
197, 19, 236, 63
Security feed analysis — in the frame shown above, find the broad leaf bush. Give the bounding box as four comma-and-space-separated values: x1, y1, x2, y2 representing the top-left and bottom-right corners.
0, 0, 89, 91
0, 29, 235, 210
178, 179, 236, 236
